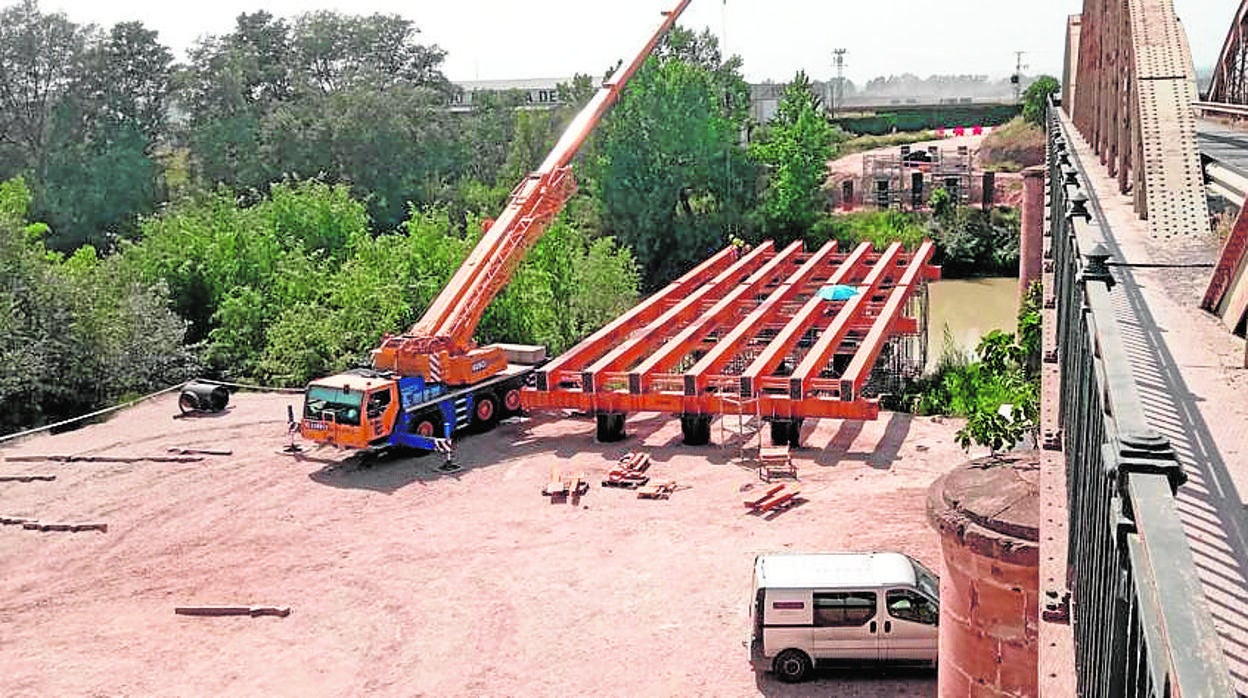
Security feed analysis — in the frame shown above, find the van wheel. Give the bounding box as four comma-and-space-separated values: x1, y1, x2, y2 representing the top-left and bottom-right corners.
773, 649, 812, 683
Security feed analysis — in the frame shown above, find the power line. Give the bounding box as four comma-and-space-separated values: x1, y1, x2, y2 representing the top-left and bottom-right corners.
1013, 51, 1029, 103
832, 48, 847, 116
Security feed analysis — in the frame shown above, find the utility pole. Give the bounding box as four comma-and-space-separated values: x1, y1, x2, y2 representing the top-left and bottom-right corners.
832, 48, 847, 116
1012, 51, 1029, 103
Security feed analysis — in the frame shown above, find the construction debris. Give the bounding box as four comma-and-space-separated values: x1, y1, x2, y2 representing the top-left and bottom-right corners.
5, 454, 203, 464
0, 475, 57, 482
603, 452, 652, 488
167, 447, 233, 456
542, 468, 589, 500
637, 481, 678, 500
2, 518, 108, 532
175, 606, 291, 618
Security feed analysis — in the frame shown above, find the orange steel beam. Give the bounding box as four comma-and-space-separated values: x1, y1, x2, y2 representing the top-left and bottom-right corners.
521, 385, 881, 421
738, 242, 885, 398
787, 242, 918, 397
628, 241, 805, 395
683, 240, 841, 396
533, 246, 738, 392
834, 241, 937, 402
580, 242, 777, 392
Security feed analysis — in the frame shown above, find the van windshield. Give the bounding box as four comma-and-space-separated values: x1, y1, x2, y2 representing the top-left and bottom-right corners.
912, 559, 939, 600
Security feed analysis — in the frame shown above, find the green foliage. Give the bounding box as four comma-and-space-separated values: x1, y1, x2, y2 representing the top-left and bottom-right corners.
117, 178, 639, 387
181, 9, 458, 231
837, 131, 932, 157
928, 204, 1020, 277
1022, 75, 1060, 126
901, 294, 1043, 454
750, 71, 838, 244
0, 3, 172, 250
587, 27, 755, 289
0, 178, 199, 435
809, 211, 926, 251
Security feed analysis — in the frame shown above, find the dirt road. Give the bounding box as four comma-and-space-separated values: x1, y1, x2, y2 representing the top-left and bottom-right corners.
1, 393, 968, 696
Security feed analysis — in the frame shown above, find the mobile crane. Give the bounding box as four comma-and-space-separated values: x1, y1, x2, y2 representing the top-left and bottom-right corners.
298, 0, 693, 452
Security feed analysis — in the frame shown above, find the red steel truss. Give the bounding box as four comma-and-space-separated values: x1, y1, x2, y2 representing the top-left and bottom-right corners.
523, 240, 940, 429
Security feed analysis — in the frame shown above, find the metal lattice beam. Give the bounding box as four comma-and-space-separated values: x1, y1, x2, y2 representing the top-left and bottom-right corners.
1209, 1, 1248, 103
1067, 0, 1208, 238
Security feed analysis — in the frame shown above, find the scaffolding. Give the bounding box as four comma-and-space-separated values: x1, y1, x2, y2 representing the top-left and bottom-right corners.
861, 144, 975, 210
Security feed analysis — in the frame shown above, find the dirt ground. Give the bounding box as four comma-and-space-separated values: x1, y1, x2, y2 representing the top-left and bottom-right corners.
0, 392, 974, 697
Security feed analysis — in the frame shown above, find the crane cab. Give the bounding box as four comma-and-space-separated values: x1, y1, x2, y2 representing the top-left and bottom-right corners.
301, 373, 399, 449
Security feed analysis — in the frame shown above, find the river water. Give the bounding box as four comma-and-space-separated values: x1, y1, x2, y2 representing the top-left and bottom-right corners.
925, 277, 1018, 370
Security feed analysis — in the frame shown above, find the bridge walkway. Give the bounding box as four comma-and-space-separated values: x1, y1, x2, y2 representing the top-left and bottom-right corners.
1066, 116, 1248, 690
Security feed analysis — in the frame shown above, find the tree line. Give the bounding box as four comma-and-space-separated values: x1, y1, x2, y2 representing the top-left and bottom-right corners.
0, 2, 844, 434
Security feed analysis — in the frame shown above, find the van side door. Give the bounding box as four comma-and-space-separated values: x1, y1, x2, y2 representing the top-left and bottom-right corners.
810, 590, 880, 661
761, 589, 813, 660
882, 587, 939, 662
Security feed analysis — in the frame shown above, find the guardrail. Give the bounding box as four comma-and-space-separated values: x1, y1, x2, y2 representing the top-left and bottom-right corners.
1196, 100, 1248, 118
1047, 102, 1235, 696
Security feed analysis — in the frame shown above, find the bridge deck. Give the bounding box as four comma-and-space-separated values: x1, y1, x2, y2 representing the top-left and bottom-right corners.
1199, 120, 1248, 178
1068, 119, 1248, 691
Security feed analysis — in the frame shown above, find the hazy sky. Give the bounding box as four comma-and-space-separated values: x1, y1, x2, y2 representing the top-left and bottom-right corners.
30, 0, 1236, 83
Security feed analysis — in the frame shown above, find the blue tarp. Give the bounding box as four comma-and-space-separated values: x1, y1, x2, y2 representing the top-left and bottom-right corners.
817, 284, 861, 302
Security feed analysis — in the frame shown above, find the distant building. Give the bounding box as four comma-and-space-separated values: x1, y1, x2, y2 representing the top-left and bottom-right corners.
451, 78, 573, 112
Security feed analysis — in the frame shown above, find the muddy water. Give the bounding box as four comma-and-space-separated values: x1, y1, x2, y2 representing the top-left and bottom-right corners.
926, 277, 1018, 369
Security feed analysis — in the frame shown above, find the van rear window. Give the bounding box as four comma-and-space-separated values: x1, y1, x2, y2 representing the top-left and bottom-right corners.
772, 601, 805, 610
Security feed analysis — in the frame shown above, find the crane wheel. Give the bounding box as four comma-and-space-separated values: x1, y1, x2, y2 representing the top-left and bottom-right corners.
414, 419, 437, 438
503, 388, 522, 413
474, 395, 498, 425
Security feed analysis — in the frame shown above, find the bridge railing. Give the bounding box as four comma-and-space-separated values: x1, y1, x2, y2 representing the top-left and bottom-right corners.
1047, 102, 1235, 697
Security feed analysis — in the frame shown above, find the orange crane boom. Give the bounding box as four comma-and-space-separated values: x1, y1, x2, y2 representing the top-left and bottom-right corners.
372, 0, 693, 386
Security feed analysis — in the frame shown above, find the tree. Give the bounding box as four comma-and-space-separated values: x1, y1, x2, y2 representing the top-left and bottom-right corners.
0, 177, 198, 435
1022, 75, 1060, 126
587, 28, 755, 289
180, 10, 458, 230
749, 71, 837, 242
0, 1, 86, 179
0, 4, 173, 249
35, 21, 173, 249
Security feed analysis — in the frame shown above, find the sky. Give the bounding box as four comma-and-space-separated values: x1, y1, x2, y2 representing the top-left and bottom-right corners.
28, 0, 1237, 84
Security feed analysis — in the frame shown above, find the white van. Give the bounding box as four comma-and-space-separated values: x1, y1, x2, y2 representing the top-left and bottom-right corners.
748, 552, 940, 682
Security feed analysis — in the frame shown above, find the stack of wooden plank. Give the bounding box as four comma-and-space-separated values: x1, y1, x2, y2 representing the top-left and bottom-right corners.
743, 483, 803, 513
543, 468, 589, 499
602, 452, 652, 488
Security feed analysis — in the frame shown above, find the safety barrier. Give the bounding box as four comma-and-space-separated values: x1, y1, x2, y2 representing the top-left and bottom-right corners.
1047, 102, 1235, 696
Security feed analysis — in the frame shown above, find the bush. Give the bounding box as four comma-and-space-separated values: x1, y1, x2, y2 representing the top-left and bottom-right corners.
810, 211, 927, 251
0, 178, 199, 435
894, 282, 1043, 453
928, 204, 1019, 277
979, 117, 1045, 172
838, 131, 935, 157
